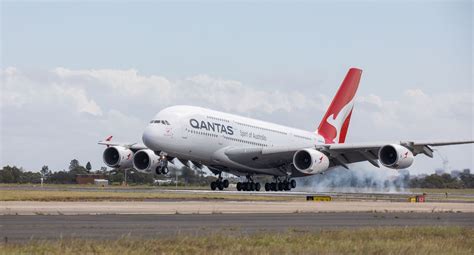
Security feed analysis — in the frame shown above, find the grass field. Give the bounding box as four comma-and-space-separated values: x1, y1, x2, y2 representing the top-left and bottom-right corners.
1, 227, 472, 255
0, 189, 296, 202
1, 184, 473, 202
0, 183, 208, 190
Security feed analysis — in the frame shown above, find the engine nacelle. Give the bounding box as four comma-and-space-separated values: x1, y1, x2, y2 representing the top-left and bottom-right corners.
133, 149, 161, 173
378, 144, 414, 169
293, 149, 330, 175
103, 146, 133, 169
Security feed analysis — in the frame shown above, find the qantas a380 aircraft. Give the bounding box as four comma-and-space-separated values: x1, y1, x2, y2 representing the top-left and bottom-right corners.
99, 68, 473, 192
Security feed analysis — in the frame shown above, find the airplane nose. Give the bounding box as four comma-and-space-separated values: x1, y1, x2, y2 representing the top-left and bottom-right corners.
142, 126, 159, 149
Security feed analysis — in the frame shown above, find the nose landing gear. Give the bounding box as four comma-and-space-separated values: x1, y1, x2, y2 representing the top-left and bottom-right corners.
155, 155, 169, 175
210, 172, 229, 191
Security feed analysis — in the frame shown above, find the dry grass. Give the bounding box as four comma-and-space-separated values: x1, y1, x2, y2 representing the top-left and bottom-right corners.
0, 189, 296, 202
1, 227, 472, 254
0, 183, 208, 190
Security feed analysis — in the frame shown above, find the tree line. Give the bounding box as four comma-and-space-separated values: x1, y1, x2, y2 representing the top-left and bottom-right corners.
0, 160, 473, 188
409, 171, 474, 189
0, 159, 216, 185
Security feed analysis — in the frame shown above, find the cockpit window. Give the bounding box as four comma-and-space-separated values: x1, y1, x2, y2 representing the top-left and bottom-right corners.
150, 120, 170, 125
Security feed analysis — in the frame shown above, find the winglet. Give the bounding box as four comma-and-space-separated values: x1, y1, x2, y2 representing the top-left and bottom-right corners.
103, 135, 113, 147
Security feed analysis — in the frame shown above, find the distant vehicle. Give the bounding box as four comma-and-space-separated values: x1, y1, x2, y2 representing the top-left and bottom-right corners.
153, 179, 173, 186
99, 68, 473, 192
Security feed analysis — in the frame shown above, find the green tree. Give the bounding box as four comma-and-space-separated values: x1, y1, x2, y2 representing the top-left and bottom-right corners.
421, 174, 445, 188
86, 162, 92, 172
69, 159, 81, 171
68, 159, 88, 175
19, 171, 41, 183
0, 166, 23, 183
40, 165, 51, 178
460, 171, 474, 188
48, 170, 77, 184
108, 171, 124, 184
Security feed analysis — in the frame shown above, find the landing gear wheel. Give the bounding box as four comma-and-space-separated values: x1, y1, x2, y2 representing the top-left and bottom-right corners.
290, 179, 296, 189
236, 182, 242, 191
255, 183, 261, 191
284, 181, 290, 191
271, 182, 277, 191
278, 182, 284, 191
250, 182, 255, 191
223, 179, 229, 188
157, 158, 168, 175
265, 183, 270, 191
217, 182, 224, 191
210, 182, 217, 191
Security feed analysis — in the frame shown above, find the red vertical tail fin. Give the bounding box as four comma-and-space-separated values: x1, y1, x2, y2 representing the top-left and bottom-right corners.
317, 68, 362, 144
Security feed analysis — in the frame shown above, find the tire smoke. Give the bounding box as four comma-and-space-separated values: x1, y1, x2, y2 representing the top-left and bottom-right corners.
294, 166, 410, 193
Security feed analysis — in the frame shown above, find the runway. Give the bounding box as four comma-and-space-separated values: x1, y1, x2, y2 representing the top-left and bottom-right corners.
2, 200, 474, 215
2, 212, 473, 242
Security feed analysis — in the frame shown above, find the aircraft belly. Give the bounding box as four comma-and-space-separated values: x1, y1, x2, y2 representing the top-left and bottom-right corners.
210, 147, 288, 176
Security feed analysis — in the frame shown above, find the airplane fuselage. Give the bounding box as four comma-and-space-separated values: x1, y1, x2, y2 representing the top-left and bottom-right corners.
142, 105, 325, 177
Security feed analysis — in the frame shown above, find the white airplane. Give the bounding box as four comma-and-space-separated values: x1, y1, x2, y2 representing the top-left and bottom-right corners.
99, 68, 473, 191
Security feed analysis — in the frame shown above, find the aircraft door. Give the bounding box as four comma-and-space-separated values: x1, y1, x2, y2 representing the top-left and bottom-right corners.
180, 118, 188, 141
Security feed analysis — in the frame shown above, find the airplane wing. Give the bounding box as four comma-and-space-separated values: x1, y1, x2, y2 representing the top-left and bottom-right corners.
224, 140, 474, 170
98, 139, 147, 151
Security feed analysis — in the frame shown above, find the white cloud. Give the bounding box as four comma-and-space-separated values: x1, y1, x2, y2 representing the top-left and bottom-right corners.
404, 88, 427, 98
52, 85, 102, 116
48, 68, 323, 114
1, 67, 102, 116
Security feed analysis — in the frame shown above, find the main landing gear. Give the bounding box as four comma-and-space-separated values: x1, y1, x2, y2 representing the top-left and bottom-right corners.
155, 155, 169, 175
210, 172, 229, 191
264, 177, 296, 191
236, 175, 261, 191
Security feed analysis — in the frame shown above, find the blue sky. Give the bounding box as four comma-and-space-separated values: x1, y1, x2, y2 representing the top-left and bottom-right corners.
1, 1, 472, 174
3, 1, 471, 92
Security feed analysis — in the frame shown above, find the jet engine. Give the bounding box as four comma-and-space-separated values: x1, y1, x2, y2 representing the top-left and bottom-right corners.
293, 149, 330, 174
132, 149, 162, 173
378, 144, 414, 169
102, 146, 133, 169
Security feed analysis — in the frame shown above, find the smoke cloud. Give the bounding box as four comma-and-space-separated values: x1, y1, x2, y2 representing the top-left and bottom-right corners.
294, 166, 410, 193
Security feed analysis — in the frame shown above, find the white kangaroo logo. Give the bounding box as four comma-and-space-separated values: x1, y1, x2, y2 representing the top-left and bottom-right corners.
325, 97, 355, 143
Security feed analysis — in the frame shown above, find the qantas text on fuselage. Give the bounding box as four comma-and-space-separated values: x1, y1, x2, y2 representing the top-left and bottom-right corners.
99, 68, 473, 192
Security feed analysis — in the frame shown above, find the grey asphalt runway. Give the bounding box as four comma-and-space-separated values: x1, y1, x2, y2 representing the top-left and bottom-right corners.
1, 213, 473, 242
